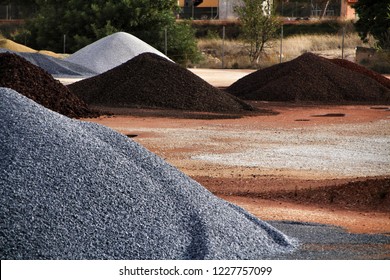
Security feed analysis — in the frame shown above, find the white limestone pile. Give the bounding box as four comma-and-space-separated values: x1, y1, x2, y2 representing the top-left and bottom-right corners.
0, 87, 297, 260
65, 32, 171, 74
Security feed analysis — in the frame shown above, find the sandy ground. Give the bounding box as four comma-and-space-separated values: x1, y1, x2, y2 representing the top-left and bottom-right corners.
189, 68, 255, 88
56, 68, 256, 87
84, 102, 390, 235
78, 69, 390, 237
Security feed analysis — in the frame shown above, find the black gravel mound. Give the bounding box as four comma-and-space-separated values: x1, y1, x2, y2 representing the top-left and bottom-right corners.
226, 53, 390, 103
0, 52, 97, 118
0, 88, 297, 260
68, 53, 254, 113
330, 58, 390, 89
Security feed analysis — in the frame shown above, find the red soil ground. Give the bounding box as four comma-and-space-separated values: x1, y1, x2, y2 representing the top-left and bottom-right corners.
84, 102, 390, 235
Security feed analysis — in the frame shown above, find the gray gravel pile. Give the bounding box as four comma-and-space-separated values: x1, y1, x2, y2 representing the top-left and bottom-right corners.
0, 49, 97, 77
65, 32, 170, 74
0, 87, 297, 260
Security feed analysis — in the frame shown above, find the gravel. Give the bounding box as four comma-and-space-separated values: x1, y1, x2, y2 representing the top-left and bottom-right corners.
190, 124, 390, 177
68, 52, 254, 113
0, 49, 97, 77
0, 87, 298, 260
330, 58, 390, 89
226, 52, 390, 103
65, 32, 171, 74
269, 221, 390, 260
0, 52, 97, 118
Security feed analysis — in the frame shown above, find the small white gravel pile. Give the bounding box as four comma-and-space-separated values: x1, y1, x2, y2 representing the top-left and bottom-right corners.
0, 87, 297, 260
65, 32, 171, 74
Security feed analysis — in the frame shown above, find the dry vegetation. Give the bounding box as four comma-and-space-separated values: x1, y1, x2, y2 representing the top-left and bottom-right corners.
196, 33, 372, 69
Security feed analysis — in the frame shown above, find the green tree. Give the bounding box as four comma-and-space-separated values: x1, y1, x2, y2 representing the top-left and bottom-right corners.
235, 0, 281, 64
22, 0, 199, 64
354, 0, 390, 49
164, 21, 201, 65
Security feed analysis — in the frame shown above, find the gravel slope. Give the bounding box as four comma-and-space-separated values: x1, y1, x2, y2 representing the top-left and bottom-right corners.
0, 88, 298, 260
65, 32, 171, 74
68, 53, 254, 113
0, 49, 97, 77
0, 53, 96, 118
227, 52, 390, 103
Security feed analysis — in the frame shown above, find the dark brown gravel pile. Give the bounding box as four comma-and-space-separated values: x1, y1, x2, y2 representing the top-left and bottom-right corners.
68, 53, 254, 113
330, 58, 390, 89
226, 53, 390, 103
0, 52, 97, 118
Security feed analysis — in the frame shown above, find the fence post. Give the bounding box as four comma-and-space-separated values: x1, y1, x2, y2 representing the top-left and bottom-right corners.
63, 34, 66, 54
341, 26, 345, 59
222, 25, 225, 69
164, 27, 168, 56
280, 24, 283, 63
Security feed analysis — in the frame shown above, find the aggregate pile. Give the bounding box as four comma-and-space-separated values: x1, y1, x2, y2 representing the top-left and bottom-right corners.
68, 52, 254, 113
0, 52, 96, 118
226, 52, 390, 103
0, 49, 97, 76
0, 38, 64, 59
65, 32, 171, 74
330, 58, 390, 89
0, 88, 297, 259
0, 38, 36, 53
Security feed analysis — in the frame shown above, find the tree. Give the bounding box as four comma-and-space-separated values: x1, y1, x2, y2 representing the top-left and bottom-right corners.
21, 0, 199, 64
235, 0, 281, 64
354, 0, 390, 50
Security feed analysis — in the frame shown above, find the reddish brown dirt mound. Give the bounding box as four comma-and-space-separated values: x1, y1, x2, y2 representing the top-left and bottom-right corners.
331, 58, 390, 89
199, 176, 390, 213
0, 52, 97, 118
68, 53, 254, 113
226, 52, 390, 103
271, 177, 390, 212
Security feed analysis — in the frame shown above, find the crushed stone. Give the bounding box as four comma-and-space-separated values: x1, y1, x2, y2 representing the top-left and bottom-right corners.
0, 49, 97, 77
68, 52, 254, 113
0, 87, 298, 260
65, 32, 171, 74
330, 58, 390, 89
226, 52, 390, 103
0, 52, 97, 118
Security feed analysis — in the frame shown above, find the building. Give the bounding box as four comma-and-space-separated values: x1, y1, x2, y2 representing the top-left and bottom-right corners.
340, 0, 358, 20
178, 0, 274, 20
178, 0, 219, 19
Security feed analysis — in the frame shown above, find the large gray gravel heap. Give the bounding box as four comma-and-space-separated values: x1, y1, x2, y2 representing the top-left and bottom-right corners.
0, 49, 97, 77
65, 32, 171, 74
0, 87, 297, 260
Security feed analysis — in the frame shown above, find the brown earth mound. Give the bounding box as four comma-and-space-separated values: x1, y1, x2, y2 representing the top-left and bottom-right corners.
270, 177, 390, 213
197, 176, 390, 213
226, 52, 390, 103
68, 52, 254, 113
0, 52, 97, 118
330, 58, 390, 89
